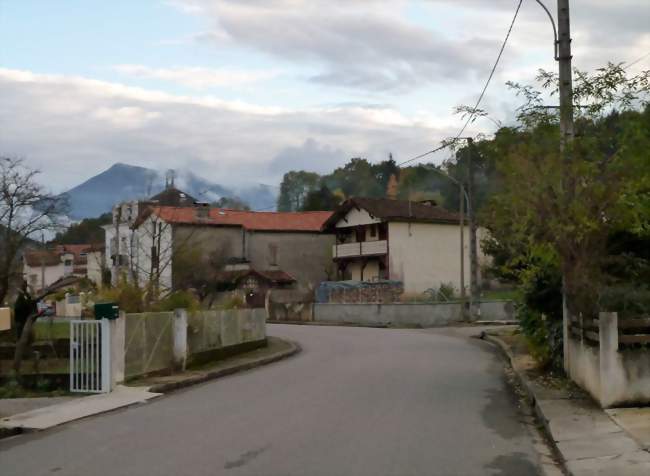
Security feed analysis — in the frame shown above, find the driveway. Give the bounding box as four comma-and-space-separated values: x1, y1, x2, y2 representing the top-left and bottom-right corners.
1, 324, 541, 476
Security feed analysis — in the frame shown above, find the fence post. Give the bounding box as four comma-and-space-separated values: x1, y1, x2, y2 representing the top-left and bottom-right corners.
599, 312, 620, 408
108, 311, 126, 389
173, 308, 188, 371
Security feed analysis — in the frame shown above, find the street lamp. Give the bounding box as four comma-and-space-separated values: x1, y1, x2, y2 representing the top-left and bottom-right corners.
423, 163, 472, 320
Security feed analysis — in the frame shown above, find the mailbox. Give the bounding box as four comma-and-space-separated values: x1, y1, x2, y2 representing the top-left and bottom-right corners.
94, 302, 119, 320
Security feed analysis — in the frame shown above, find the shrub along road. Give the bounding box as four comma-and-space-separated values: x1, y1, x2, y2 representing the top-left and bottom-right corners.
1, 324, 547, 475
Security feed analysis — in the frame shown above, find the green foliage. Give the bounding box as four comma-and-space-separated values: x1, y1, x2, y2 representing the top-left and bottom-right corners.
96, 281, 145, 313
52, 212, 111, 245
149, 290, 200, 312
302, 185, 339, 211
220, 294, 246, 310
277, 170, 320, 211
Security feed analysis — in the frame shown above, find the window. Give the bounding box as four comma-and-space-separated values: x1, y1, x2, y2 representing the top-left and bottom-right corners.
268, 243, 278, 266
64, 260, 73, 266
243, 276, 257, 290
30, 274, 37, 284
370, 225, 377, 238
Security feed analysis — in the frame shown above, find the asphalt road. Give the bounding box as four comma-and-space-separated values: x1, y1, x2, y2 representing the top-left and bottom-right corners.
1, 325, 541, 476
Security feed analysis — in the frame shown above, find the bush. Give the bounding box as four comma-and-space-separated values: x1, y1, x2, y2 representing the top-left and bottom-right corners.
96, 281, 145, 313
150, 290, 200, 312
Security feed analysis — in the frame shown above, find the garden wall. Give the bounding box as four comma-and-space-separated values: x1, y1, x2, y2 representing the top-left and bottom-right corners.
567, 312, 650, 408
313, 300, 514, 327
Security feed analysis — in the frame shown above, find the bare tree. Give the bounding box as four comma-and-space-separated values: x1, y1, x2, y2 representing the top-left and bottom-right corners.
0, 158, 67, 305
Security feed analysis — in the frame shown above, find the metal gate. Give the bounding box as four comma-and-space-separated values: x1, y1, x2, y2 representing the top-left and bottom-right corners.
70, 319, 110, 393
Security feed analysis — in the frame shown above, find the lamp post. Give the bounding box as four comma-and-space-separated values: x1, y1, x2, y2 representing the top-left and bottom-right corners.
535, 0, 575, 372
425, 164, 472, 320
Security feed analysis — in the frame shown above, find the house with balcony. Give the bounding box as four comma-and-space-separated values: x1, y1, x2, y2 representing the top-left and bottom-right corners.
323, 197, 481, 295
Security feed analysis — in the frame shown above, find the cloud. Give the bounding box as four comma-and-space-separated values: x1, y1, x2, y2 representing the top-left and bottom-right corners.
267, 138, 347, 177
0, 68, 452, 193
170, 0, 650, 92
113, 64, 280, 90
178, 0, 501, 92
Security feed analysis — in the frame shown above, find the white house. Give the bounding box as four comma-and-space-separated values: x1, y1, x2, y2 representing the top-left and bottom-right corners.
323, 197, 486, 295
23, 244, 103, 292
103, 186, 198, 285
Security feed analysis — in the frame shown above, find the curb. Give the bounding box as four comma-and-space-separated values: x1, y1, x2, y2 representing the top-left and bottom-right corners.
148, 339, 302, 393
480, 332, 569, 476
267, 320, 388, 328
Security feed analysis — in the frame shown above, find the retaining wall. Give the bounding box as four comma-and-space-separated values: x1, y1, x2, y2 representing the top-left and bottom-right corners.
568, 312, 650, 408
313, 300, 514, 327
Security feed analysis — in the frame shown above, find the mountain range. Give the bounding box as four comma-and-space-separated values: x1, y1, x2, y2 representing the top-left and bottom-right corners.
59, 163, 278, 220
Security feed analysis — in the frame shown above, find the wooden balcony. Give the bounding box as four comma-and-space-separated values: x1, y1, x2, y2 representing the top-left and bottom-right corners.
333, 240, 388, 258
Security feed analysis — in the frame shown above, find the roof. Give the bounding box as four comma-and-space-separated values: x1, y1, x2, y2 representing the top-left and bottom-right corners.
323, 197, 461, 229
215, 268, 296, 285
23, 250, 61, 267
148, 187, 197, 207
23, 244, 99, 267
136, 206, 333, 232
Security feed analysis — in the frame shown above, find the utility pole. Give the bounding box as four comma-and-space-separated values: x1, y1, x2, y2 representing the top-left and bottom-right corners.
112, 205, 121, 287
459, 184, 466, 319
40, 233, 45, 293
466, 138, 480, 319
558, 0, 574, 152
557, 0, 574, 372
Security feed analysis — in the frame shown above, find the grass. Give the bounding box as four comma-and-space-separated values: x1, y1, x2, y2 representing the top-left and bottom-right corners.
32, 320, 70, 341
481, 289, 518, 301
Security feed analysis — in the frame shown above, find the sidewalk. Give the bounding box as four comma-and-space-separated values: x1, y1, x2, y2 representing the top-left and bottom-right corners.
483, 330, 650, 476
0, 336, 299, 439
0, 386, 161, 434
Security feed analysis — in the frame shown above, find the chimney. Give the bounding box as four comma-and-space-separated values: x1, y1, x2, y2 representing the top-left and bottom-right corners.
195, 202, 210, 219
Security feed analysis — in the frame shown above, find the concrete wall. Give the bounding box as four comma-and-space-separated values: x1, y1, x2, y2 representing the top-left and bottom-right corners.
173, 225, 335, 289
315, 303, 462, 327
266, 289, 314, 322
387, 222, 472, 294
23, 262, 66, 293
124, 308, 267, 380
314, 300, 513, 327
568, 312, 650, 408
246, 231, 335, 288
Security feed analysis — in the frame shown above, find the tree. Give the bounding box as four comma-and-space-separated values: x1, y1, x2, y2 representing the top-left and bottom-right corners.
0, 158, 67, 305
302, 185, 339, 211
484, 63, 650, 318
277, 171, 320, 211
52, 212, 111, 244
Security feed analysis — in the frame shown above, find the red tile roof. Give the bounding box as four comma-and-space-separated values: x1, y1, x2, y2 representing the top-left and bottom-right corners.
23, 244, 100, 267
141, 206, 332, 232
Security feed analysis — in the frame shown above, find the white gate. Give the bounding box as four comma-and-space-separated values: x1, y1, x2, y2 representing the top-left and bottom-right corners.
70, 319, 110, 393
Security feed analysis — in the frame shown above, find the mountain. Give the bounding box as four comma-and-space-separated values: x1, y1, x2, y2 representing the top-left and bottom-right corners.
59, 163, 278, 219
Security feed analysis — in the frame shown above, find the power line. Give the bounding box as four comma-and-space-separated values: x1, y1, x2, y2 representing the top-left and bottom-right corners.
397, 0, 524, 168
624, 51, 650, 70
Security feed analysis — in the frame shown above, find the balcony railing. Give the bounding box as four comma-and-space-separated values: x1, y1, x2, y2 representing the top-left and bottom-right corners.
333, 240, 388, 258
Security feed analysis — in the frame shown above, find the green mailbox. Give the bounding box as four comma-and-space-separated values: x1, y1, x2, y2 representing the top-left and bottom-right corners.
94, 302, 119, 320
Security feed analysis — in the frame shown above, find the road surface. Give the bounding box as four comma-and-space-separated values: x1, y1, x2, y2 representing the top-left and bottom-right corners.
1, 324, 542, 475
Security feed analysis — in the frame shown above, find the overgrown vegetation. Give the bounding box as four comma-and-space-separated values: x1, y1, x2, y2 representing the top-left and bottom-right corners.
478, 63, 650, 368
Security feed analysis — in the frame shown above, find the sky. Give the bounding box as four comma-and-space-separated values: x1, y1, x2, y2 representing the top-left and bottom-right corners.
0, 0, 648, 193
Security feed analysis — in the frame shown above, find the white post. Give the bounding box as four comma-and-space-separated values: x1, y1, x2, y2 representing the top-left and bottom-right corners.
599, 312, 620, 408
173, 308, 188, 371
107, 311, 126, 390
101, 318, 111, 392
